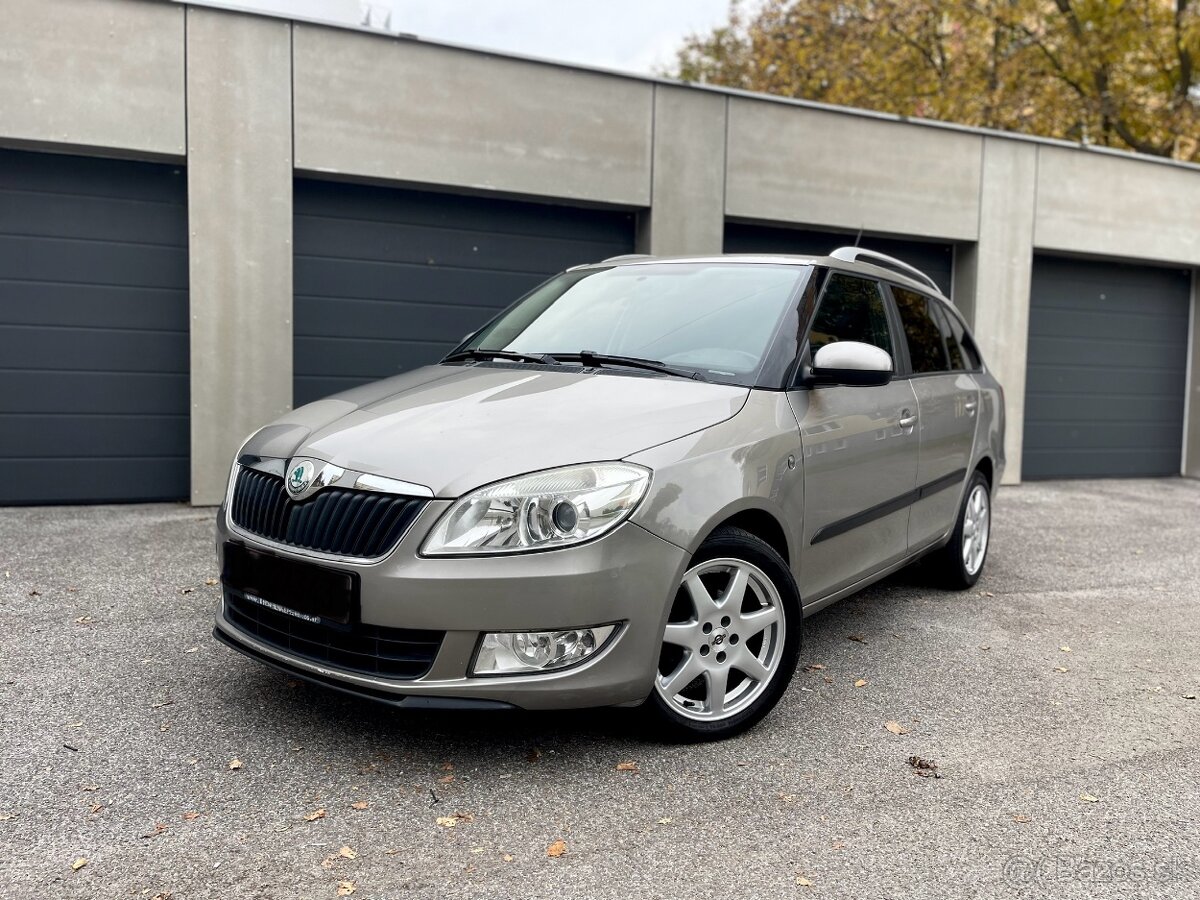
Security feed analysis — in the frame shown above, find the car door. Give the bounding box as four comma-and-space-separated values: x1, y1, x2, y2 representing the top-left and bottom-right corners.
787, 272, 920, 605
889, 285, 980, 551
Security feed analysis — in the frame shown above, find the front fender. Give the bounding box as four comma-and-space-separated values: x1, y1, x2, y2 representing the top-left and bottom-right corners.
624, 391, 804, 563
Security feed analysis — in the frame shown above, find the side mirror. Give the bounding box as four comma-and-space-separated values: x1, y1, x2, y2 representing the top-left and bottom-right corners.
808, 341, 893, 387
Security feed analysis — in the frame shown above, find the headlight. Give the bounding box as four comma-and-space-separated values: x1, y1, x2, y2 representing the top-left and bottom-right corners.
422, 463, 651, 555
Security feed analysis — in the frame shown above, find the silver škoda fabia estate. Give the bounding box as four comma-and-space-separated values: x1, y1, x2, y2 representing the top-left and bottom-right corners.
214, 248, 1004, 740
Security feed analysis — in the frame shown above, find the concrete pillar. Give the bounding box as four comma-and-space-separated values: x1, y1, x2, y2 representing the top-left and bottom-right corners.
1185, 271, 1200, 477
955, 138, 1037, 485
637, 85, 726, 256
186, 8, 294, 505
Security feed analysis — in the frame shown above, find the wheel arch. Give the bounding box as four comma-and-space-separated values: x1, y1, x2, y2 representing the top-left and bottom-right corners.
695, 504, 791, 566
974, 455, 995, 492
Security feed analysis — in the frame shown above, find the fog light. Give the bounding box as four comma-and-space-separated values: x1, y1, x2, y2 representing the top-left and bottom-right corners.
473, 625, 618, 675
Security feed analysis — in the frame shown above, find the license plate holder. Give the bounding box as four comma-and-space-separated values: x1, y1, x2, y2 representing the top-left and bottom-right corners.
221, 542, 358, 626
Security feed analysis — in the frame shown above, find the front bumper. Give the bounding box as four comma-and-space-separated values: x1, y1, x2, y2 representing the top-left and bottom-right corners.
213, 501, 688, 710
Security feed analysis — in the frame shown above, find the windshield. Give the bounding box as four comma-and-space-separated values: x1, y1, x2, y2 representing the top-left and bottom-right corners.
457, 263, 809, 384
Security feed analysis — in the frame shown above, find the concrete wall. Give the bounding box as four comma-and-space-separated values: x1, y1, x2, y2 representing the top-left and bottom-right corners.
1035, 147, 1200, 266
0, 0, 185, 158
1, 0, 1199, 496
186, 8, 294, 504
292, 25, 654, 206
956, 139, 1039, 482
638, 86, 727, 256
725, 98, 983, 242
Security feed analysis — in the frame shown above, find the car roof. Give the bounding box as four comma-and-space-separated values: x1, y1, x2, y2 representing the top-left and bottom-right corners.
572, 251, 952, 304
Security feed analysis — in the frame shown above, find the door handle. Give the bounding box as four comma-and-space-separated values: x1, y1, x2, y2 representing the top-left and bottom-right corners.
899, 409, 917, 431
964, 398, 978, 416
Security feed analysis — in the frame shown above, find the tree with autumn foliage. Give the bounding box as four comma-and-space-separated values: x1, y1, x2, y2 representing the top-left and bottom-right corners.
666, 1, 1200, 161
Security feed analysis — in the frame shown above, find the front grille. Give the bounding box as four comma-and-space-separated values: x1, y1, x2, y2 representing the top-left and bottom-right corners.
224, 589, 444, 679
231, 467, 426, 558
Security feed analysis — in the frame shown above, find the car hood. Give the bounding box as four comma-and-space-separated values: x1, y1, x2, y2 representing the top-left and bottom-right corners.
244, 365, 749, 497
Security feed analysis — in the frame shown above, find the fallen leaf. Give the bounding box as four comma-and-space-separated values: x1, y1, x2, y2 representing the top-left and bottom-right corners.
65, 721, 84, 728
979, 645, 991, 651
847, 634, 866, 643
304, 809, 327, 822
150, 893, 172, 900
983, 591, 995, 597
854, 679, 868, 688
1059, 646, 1072, 653
615, 761, 639, 772
502, 853, 515, 863
526, 748, 542, 763
803, 663, 826, 671
141, 822, 168, 839
437, 774, 454, 784
349, 801, 369, 811
228, 759, 243, 771
546, 839, 568, 858
778, 792, 797, 802
338, 846, 358, 860
182, 811, 202, 821
0, 812, 17, 821
831, 840, 846, 850
89, 804, 103, 814
1012, 814, 1031, 823
184, 647, 198, 654
436, 812, 473, 828
337, 881, 355, 896
81, 785, 98, 792
71, 858, 88, 871
884, 721, 909, 735
204, 578, 219, 586
908, 756, 941, 778
75, 616, 93, 625
1080, 793, 1099, 803
1054, 667, 1069, 673
822, 676, 834, 684
440, 762, 454, 771
656, 817, 673, 825
796, 874, 814, 887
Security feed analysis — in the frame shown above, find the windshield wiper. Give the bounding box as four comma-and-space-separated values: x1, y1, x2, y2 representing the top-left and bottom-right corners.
443, 348, 556, 366
552, 351, 707, 381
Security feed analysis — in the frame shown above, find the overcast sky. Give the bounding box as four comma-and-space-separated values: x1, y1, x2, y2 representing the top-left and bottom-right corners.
248, 0, 733, 74
392, 1, 730, 73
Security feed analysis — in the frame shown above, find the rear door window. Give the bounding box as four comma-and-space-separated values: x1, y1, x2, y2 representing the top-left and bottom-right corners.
892, 287, 949, 374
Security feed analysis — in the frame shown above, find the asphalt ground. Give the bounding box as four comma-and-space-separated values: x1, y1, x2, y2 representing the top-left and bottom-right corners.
1, 478, 1198, 899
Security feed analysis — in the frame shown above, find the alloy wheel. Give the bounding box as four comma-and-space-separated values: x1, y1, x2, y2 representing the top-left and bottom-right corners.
655, 558, 787, 721
962, 483, 990, 576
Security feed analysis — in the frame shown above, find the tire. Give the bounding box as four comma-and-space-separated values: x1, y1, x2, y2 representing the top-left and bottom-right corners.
645, 526, 802, 741
928, 470, 992, 590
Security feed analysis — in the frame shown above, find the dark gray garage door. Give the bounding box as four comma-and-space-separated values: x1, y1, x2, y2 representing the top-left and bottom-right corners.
1023, 256, 1190, 479
0, 149, 188, 505
293, 180, 636, 405
724, 222, 955, 296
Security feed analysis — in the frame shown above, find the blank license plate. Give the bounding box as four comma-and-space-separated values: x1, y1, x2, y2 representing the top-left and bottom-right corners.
221, 542, 358, 625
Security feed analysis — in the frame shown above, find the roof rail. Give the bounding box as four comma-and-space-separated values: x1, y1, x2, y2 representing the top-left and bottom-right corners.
829, 247, 940, 293
601, 253, 655, 263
